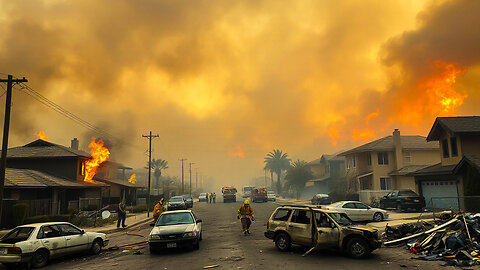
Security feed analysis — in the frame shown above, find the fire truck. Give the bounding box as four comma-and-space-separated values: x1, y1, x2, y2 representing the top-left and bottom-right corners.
222, 186, 237, 203
251, 187, 268, 203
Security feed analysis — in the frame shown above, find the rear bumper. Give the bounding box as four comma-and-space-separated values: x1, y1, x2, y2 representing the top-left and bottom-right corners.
401, 201, 425, 209
264, 231, 275, 240
0, 253, 33, 263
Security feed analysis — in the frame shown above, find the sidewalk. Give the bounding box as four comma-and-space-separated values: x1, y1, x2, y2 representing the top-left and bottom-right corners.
85, 212, 152, 233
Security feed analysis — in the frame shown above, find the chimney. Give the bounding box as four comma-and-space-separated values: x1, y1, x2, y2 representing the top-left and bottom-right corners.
71, 138, 79, 150
393, 129, 403, 170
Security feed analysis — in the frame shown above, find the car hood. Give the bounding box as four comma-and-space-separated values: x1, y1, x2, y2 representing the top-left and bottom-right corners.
150, 224, 195, 235
345, 224, 378, 233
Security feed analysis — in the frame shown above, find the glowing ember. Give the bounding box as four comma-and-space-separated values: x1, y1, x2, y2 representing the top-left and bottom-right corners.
83, 138, 110, 183
35, 130, 49, 141
128, 173, 136, 184
424, 61, 467, 114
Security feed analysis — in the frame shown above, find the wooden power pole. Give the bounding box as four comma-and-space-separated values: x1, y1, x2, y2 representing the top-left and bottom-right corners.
142, 131, 158, 217
0, 75, 28, 225
179, 158, 187, 194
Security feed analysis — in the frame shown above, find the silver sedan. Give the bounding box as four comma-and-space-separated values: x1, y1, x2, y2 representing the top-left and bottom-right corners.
323, 201, 389, 222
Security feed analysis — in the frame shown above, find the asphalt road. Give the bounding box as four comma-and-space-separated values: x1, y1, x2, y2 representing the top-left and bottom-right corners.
6, 200, 449, 270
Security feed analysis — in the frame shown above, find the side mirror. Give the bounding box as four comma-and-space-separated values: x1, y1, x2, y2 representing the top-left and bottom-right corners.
80, 230, 85, 234
196, 219, 202, 223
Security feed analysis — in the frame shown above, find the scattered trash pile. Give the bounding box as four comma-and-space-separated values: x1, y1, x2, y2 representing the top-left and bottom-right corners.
384, 213, 480, 267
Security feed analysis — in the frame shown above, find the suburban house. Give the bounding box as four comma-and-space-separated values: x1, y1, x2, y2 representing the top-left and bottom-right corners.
338, 129, 440, 204
305, 155, 346, 198
410, 116, 480, 211
3, 138, 138, 220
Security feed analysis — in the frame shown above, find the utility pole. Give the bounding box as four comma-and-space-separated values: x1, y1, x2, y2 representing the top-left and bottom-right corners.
195, 168, 198, 191
189, 162, 195, 195
142, 131, 158, 218
179, 158, 187, 194
0, 75, 27, 225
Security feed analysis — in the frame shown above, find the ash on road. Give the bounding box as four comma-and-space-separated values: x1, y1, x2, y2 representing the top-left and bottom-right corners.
13, 201, 448, 270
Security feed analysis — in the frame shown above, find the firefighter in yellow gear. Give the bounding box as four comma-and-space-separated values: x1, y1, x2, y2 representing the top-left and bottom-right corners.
237, 200, 254, 235
153, 198, 164, 222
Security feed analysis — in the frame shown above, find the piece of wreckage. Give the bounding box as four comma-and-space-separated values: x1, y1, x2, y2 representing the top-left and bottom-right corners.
384, 212, 480, 267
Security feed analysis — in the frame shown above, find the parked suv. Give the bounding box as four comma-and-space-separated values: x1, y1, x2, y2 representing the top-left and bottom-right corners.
379, 189, 425, 211
264, 205, 381, 259
310, 194, 332, 205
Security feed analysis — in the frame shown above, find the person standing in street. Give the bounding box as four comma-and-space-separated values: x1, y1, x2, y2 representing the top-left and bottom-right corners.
237, 200, 254, 235
213, 192, 216, 203
153, 198, 164, 222
117, 200, 127, 228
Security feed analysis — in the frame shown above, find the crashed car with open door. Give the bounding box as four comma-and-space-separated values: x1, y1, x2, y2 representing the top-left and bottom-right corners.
264, 205, 381, 259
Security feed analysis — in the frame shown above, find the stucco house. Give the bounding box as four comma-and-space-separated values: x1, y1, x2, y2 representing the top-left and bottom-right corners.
305, 154, 346, 198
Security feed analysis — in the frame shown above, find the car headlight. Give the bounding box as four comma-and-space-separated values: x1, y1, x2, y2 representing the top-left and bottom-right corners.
183, 231, 197, 238
149, 234, 160, 240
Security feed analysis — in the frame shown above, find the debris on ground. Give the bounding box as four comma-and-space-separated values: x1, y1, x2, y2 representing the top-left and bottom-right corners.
384, 213, 480, 267
203, 265, 219, 269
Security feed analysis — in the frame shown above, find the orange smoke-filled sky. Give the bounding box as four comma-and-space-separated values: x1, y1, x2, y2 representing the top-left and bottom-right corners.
0, 0, 479, 188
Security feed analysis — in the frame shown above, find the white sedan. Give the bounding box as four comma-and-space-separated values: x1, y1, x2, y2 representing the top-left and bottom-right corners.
0, 222, 109, 268
323, 201, 389, 222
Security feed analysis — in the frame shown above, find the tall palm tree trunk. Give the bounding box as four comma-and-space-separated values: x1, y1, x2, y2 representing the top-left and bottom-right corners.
276, 171, 282, 194
270, 171, 274, 189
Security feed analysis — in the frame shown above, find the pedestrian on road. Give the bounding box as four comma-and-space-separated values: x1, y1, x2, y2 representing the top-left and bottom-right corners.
209, 193, 213, 203
206, 193, 210, 204
117, 200, 127, 228
153, 198, 164, 222
213, 192, 216, 203
237, 199, 254, 235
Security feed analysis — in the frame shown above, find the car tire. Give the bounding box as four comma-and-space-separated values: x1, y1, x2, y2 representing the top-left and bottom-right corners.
373, 212, 383, 222
346, 238, 370, 259
274, 232, 291, 252
90, 239, 103, 255
193, 240, 200, 250
31, 249, 49, 268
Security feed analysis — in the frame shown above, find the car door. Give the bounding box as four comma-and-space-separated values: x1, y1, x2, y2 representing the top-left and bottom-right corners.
342, 203, 358, 221
354, 202, 371, 221
37, 225, 67, 257
389, 191, 399, 208
287, 209, 313, 245
58, 224, 90, 254
313, 212, 339, 248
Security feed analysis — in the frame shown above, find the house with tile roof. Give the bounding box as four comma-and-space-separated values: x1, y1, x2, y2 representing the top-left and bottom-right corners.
411, 116, 480, 211
3, 138, 138, 223
338, 129, 440, 204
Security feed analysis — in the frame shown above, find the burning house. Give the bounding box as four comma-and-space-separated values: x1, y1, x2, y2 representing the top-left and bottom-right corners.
2, 138, 138, 221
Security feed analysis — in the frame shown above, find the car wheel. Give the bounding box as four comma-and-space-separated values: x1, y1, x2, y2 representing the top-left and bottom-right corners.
90, 239, 103, 255
31, 249, 49, 268
274, 232, 291, 252
347, 238, 370, 259
193, 240, 200, 250
373, 212, 383, 222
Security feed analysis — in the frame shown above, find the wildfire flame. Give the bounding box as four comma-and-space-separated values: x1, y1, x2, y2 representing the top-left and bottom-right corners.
128, 173, 136, 184
424, 61, 467, 114
35, 130, 49, 141
229, 145, 245, 158
83, 138, 110, 183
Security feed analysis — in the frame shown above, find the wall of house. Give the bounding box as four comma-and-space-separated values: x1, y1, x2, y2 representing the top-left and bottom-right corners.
371, 151, 395, 190
394, 176, 417, 192
461, 134, 480, 156
309, 163, 326, 178
439, 132, 463, 166
408, 150, 440, 165
355, 152, 372, 176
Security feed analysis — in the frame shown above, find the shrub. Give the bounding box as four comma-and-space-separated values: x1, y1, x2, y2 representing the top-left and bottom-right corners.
86, 204, 99, 211
24, 214, 70, 224
13, 203, 28, 226
131, 204, 147, 213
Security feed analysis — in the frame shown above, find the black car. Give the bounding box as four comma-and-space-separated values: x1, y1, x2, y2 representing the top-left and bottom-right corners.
379, 189, 425, 211
311, 194, 332, 205
182, 194, 194, 208
167, 196, 188, 211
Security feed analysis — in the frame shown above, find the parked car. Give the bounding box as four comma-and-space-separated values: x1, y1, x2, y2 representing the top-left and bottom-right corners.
149, 210, 202, 252
0, 222, 108, 268
182, 194, 194, 208
379, 189, 425, 211
323, 201, 389, 222
242, 186, 254, 198
167, 196, 188, 211
267, 191, 276, 201
222, 187, 237, 203
310, 194, 332, 205
198, 193, 207, 202
264, 205, 381, 259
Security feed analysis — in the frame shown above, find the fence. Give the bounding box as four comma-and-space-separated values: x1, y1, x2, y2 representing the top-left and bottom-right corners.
68, 198, 102, 210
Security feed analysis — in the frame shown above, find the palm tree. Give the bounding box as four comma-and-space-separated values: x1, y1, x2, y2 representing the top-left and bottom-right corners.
146, 158, 169, 190
264, 149, 290, 194
264, 164, 274, 189
285, 160, 313, 199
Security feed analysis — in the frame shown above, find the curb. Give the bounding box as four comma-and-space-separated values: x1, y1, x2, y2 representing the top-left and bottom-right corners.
95, 217, 152, 234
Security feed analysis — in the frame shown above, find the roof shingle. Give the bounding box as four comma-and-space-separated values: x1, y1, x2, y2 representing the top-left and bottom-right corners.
427, 116, 480, 141
339, 135, 439, 156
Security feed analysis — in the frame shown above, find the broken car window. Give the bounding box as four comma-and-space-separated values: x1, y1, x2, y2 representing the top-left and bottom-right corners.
273, 209, 291, 221
328, 213, 353, 226
291, 210, 310, 225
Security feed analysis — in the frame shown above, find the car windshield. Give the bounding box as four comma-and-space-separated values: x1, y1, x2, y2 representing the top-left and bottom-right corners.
156, 213, 194, 226
328, 213, 354, 226
199, 193, 206, 196
183, 195, 192, 199
268, 191, 274, 194
170, 197, 184, 202
1, 227, 34, 243
399, 190, 418, 196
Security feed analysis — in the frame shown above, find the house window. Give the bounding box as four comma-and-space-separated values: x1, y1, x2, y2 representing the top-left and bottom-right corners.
404, 151, 411, 164
378, 152, 389, 165
353, 157, 356, 168
380, 177, 392, 190
450, 137, 458, 157
442, 139, 449, 158
367, 153, 372, 166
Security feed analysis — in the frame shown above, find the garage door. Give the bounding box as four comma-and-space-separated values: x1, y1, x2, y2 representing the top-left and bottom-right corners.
421, 180, 459, 210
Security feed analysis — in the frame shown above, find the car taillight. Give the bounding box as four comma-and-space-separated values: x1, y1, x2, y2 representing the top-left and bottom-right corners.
266, 221, 269, 230
404, 197, 411, 201
7, 247, 22, 254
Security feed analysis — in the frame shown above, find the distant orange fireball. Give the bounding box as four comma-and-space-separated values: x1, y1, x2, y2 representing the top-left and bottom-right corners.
83, 138, 110, 183
35, 130, 49, 141
128, 173, 136, 184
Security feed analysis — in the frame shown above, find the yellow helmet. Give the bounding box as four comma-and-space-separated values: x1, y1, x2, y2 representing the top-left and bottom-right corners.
244, 199, 250, 205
